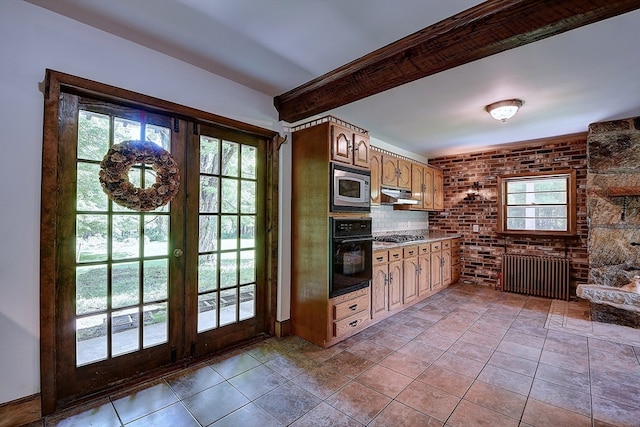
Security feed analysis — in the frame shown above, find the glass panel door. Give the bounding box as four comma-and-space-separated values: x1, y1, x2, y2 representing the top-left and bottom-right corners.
55, 93, 186, 402
51, 92, 269, 406
75, 110, 173, 365
186, 124, 266, 355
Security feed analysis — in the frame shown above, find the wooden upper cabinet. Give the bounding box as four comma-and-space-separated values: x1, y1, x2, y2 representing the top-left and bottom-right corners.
381, 155, 410, 190
330, 124, 370, 168
370, 150, 382, 205
397, 159, 411, 189
423, 167, 434, 209
433, 168, 444, 210
410, 164, 424, 207
331, 124, 352, 165
352, 131, 370, 168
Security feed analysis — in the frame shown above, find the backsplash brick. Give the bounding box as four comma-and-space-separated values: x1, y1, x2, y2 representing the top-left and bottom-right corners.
428, 134, 589, 295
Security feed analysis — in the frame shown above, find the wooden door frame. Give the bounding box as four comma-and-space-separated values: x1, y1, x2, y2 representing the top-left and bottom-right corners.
40, 69, 279, 415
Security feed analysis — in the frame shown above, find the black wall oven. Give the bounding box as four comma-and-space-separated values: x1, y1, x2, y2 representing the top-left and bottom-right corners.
329, 217, 372, 298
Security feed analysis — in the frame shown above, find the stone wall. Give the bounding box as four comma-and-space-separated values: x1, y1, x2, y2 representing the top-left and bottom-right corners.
428, 134, 589, 294
587, 117, 640, 286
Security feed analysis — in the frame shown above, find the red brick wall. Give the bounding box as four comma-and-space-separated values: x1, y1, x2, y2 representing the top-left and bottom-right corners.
428, 133, 589, 295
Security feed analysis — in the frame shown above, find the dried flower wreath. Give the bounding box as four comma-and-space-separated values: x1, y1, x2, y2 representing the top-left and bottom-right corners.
99, 140, 180, 211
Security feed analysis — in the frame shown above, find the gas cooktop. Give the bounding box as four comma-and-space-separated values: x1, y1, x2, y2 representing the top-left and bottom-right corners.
374, 234, 425, 243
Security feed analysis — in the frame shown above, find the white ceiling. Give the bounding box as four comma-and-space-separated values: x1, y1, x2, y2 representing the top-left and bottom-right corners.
26, 0, 640, 158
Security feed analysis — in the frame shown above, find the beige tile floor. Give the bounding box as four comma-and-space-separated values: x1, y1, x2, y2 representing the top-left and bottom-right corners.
38, 284, 640, 426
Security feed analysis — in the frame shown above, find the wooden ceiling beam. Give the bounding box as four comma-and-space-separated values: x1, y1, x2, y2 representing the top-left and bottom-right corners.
274, 0, 640, 123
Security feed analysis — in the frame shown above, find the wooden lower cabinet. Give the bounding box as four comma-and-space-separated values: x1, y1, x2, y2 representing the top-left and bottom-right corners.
417, 244, 431, 297
388, 248, 403, 311
370, 238, 460, 324
442, 240, 452, 287
402, 246, 419, 304
330, 288, 370, 341
452, 239, 461, 283
371, 250, 389, 319
430, 241, 443, 291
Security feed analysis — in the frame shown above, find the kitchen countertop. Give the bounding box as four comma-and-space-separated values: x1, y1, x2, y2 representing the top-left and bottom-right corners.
372, 232, 461, 250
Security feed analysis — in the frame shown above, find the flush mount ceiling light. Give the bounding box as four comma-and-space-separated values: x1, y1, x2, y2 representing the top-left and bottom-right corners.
485, 99, 524, 122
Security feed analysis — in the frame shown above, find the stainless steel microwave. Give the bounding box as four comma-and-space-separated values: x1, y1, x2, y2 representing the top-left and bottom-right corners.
330, 163, 371, 212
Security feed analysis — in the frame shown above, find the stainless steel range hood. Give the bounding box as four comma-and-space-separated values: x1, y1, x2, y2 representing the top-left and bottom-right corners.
380, 188, 418, 205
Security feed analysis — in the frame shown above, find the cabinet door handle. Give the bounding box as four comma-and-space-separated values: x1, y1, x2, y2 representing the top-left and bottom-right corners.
389, 273, 393, 284
375, 256, 385, 262
349, 320, 358, 327
348, 304, 358, 311
384, 273, 389, 286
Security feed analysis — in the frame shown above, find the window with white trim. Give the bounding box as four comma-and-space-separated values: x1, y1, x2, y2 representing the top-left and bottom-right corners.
498, 171, 576, 236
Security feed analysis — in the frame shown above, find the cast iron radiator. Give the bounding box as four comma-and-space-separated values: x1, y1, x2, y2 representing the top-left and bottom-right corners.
502, 254, 569, 301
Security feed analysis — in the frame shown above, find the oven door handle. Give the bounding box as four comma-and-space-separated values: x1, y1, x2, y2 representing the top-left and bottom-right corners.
334, 237, 373, 244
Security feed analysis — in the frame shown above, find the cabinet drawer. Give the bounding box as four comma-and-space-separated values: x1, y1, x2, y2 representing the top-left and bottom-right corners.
452, 246, 461, 258
418, 244, 430, 255
452, 255, 461, 265
388, 248, 403, 262
442, 240, 451, 250
373, 250, 388, 265
333, 293, 369, 321
452, 238, 461, 248
403, 245, 418, 258
333, 310, 369, 339
430, 242, 441, 251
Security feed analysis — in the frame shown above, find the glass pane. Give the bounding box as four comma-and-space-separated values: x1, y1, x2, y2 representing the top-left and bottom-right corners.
200, 176, 219, 213
143, 303, 167, 348
220, 288, 237, 326
241, 145, 256, 179
145, 124, 170, 151
198, 254, 218, 292
536, 218, 567, 231
200, 136, 220, 175
112, 308, 140, 356
78, 111, 110, 161
240, 250, 255, 285
76, 313, 107, 366
113, 215, 140, 260
239, 285, 255, 321
536, 206, 567, 218
506, 181, 526, 193
507, 193, 526, 205
221, 216, 238, 250
199, 215, 218, 252
241, 181, 256, 214
144, 259, 168, 303
220, 252, 237, 288
240, 216, 255, 249
144, 166, 158, 190
76, 265, 108, 315
221, 140, 239, 177
112, 262, 140, 309
144, 214, 169, 256
221, 178, 238, 213
507, 207, 527, 217
532, 191, 566, 204
114, 117, 141, 144
76, 214, 108, 262
532, 178, 566, 192
507, 218, 526, 230
198, 293, 218, 332
77, 162, 108, 211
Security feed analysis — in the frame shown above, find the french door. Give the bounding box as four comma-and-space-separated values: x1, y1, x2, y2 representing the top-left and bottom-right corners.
47, 89, 269, 407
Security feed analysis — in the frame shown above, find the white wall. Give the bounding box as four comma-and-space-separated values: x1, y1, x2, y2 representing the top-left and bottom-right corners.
0, 0, 288, 404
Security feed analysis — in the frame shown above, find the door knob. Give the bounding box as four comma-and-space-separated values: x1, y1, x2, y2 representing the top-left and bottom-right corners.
173, 248, 183, 258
